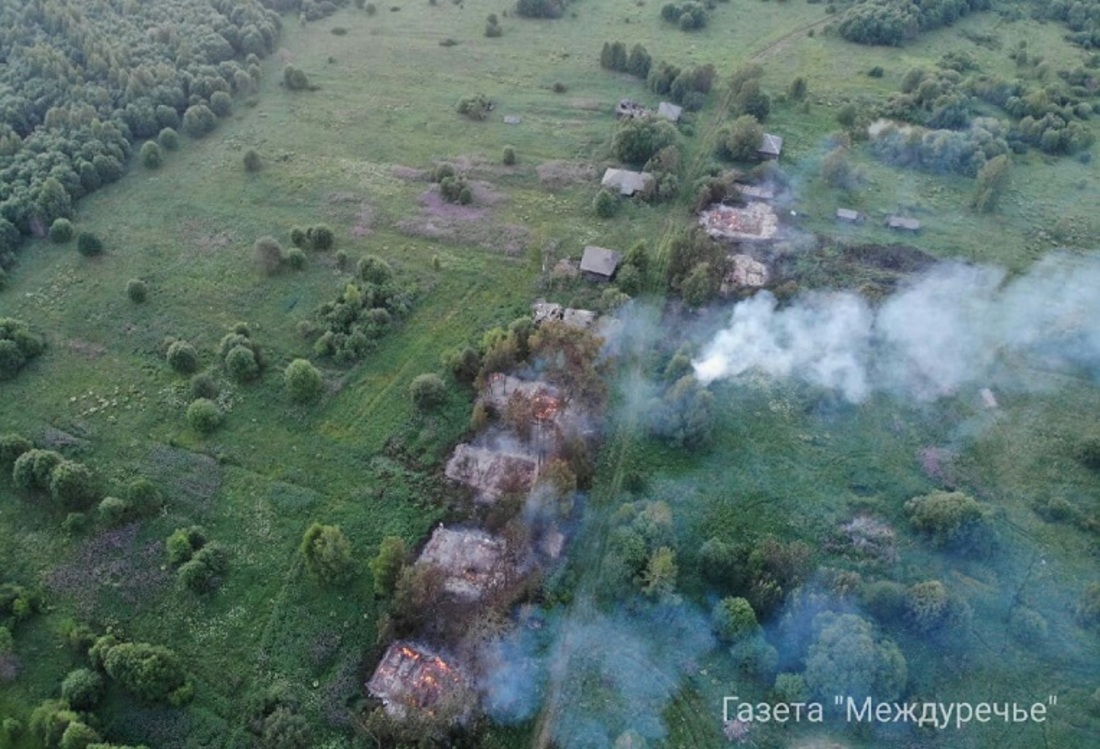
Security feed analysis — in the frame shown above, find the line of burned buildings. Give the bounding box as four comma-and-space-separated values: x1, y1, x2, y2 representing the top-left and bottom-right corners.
366, 306, 610, 722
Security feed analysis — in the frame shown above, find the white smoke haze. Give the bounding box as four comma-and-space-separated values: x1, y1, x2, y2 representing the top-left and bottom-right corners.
480, 602, 714, 748
694, 254, 1100, 401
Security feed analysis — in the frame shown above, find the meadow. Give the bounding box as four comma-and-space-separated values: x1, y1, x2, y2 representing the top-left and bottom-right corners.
1, 0, 1099, 747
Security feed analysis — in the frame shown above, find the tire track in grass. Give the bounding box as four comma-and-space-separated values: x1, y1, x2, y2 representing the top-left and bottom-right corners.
319, 280, 487, 442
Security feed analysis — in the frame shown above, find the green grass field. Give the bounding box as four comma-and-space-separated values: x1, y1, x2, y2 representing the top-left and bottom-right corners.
2, 0, 1099, 747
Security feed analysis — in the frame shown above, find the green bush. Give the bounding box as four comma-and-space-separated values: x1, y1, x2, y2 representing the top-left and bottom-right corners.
209, 91, 232, 117
300, 523, 354, 584
717, 115, 764, 162
61, 512, 89, 536
0, 433, 32, 467
127, 477, 161, 514
166, 340, 199, 374
98, 496, 133, 527
285, 359, 323, 403
307, 224, 334, 250
612, 117, 678, 165
186, 398, 223, 434
182, 104, 217, 137
283, 65, 310, 91
904, 490, 992, 553
49, 461, 98, 511
456, 93, 492, 120
409, 373, 447, 412
502, 145, 516, 165
76, 232, 104, 257
59, 721, 100, 749
905, 580, 971, 634
289, 226, 307, 248
594, 189, 618, 218
253, 236, 285, 275
12, 449, 62, 492
712, 597, 759, 642
167, 526, 206, 566
243, 149, 262, 172
158, 127, 181, 151
102, 641, 192, 704
369, 536, 407, 597
357, 254, 393, 284
225, 345, 260, 383
189, 372, 219, 400
60, 668, 105, 711
126, 279, 148, 303
286, 247, 306, 270
140, 141, 163, 169
178, 543, 229, 593
49, 218, 74, 243
804, 612, 906, 702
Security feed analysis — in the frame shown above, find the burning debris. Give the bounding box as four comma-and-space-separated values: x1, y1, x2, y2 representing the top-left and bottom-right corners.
367, 641, 471, 719
699, 202, 779, 242
720, 254, 770, 294
483, 373, 561, 412
445, 443, 538, 501
417, 526, 509, 601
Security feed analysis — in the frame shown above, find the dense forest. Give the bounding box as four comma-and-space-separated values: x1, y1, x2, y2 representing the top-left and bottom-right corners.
0, 0, 284, 267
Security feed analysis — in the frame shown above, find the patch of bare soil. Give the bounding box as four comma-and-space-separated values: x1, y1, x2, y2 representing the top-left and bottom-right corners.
67, 339, 106, 358
178, 218, 237, 254
537, 160, 597, 189
392, 164, 430, 181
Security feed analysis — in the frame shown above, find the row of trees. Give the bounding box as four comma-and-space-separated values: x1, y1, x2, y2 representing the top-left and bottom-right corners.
837, 0, 991, 46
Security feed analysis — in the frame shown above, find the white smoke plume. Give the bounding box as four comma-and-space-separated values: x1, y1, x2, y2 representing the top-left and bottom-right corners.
694, 254, 1100, 401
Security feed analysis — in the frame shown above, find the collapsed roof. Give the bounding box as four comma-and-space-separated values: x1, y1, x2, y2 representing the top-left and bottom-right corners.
416, 526, 509, 601
367, 641, 470, 719
445, 443, 537, 501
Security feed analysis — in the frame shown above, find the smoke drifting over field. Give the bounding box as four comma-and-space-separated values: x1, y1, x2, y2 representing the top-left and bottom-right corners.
481, 602, 714, 748
694, 255, 1100, 400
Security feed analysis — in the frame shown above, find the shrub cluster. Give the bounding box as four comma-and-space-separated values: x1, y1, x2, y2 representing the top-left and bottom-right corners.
310, 258, 417, 365
515, 0, 564, 19
600, 42, 653, 79
660, 1, 708, 30
838, 0, 990, 47
647, 61, 716, 112
456, 93, 493, 121
0, 318, 45, 381
289, 223, 335, 251
220, 324, 264, 383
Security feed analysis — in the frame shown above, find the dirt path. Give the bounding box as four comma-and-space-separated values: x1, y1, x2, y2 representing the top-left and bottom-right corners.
651, 14, 830, 284
530, 17, 828, 749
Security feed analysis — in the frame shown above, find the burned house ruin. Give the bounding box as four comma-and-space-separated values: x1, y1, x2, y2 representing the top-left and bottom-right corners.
416, 526, 509, 601
367, 641, 472, 719
699, 202, 780, 242
444, 443, 538, 501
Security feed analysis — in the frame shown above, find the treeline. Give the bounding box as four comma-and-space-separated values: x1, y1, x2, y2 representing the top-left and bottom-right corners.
877, 59, 1097, 158
838, 0, 992, 46
0, 0, 282, 267
1044, 0, 1100, 48
599, 41, 716, 111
